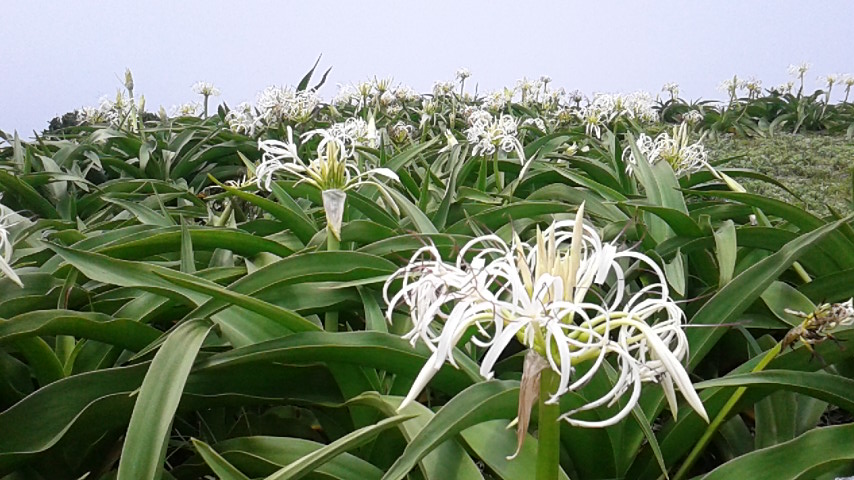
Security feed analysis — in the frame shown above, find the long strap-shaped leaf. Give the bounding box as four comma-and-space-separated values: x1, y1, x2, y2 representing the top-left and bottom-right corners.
117, 318, 214, 480
382, 380, 519, 480
264, 415, 414, 480
701, 423, 854, 480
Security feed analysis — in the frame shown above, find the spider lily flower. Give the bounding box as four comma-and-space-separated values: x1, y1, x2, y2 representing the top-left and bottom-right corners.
257, 125, 399, 240
623, 122, 710, 176
464, 109, 530, 175
662, 82, 680, 100
0, 203, 23, 288
788, 62, 811, 78
192, 81, 220, 98
256, 85, 319, 124
383, 204, 708, 427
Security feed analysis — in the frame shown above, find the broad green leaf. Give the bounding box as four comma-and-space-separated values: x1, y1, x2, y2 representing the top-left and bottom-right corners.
195, 331, 479, 396
117, 318, 214, 480
153, 269, 321, 333
688, 217, 849, 368
212, 178, 317, 243
460, 419, 571, 480
264, 415, 414, 480
190, 438, 249, 480
181, 436, 384, 480
382, 380, 519, 480
761, 281, 816, 327
104, 197, 173, 227
0, 363, 148, 471
345, 393, 485, 480
714, 220, 737, 286
701, 423, 854, 480
0, 310, 160, 351
385, 188, 438, 234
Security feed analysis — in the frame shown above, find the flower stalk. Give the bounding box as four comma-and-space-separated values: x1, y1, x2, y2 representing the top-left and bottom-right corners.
536, 367, 561, 480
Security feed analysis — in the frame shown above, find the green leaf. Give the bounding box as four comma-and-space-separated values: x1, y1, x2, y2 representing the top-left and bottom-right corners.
688, 216, 849, 368
153, 269, 321, 333
0, 363, 148, 471
190, 438, 250, 480
696, 369, 854, 414
345, 393, 485, 480
0, 310, 160, 351
0, 170, 59, 219
264, 415, 414, 480
701, 423, 854, 480
385, 188, 438, 234
760, 281, 816, 327
212, 178, 317, 244
460, 420, 571, 480
382, 380, 519, 480
117, 318, 214, 480
182, 436, 384, 479
180, 219, 196, 273
195, 331, 480, 396
714, 220, 737, 286
104, 197, 173, 227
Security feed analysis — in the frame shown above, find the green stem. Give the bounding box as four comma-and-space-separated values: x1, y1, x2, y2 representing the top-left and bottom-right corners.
536, 369, 561, 480
325, 228, 340, 332
673, 342, 783, 480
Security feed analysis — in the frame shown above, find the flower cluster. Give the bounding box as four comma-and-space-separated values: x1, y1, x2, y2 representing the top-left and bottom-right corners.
662, 82, 680, 100
384, 206, 707, 427
256, 123, 397, 239
572, 92, 658, 139
624, 122, 710, 176
192, 81, 221, 98
78, 91, 139, 129
464, 109, 528, 171
171, 102, 200, 117
256, 85, 319, 125
225, 102, 263, 136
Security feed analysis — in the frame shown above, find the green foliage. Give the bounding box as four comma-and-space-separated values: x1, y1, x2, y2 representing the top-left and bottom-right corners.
0, 64, 852, 480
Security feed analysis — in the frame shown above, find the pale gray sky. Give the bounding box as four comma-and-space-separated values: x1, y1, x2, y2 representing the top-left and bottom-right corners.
2, 0, 852, 136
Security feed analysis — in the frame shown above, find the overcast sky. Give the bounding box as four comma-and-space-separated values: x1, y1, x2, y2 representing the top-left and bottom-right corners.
2, 0, 853, 137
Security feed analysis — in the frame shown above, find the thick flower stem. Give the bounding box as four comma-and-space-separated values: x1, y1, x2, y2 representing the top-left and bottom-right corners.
324, 228, 340, 332
536, 369, 561, 480
672, 342, 783, 480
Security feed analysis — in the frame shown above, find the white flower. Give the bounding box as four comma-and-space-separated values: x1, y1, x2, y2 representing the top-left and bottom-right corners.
433, 81, 456, 98
384, 205, 708, 426
171, 102, 200, 117
256, 85, 319, 125
575, 104, 608, 139
257, 125, 399, 239
624, 122, 709, 176
662, 82, 680, 98
456, 68, 472, 82
192, 81, 220, 97
744, 77, 762, 98
464, 109, 529, 173
390, 121, 414, 144
481, 90, 509, 113
225, 102, 261, 136
333, 84, 360, 107
682, 110, 704, 125
819, 74, 840, 88
393, 85, 420, 103
522, 117, 546, 132
0, 202, 23, 288
773, 82, 795, 95
788, 62, 811, 78
373, 76, 394, 94
718, 75, 746, 101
